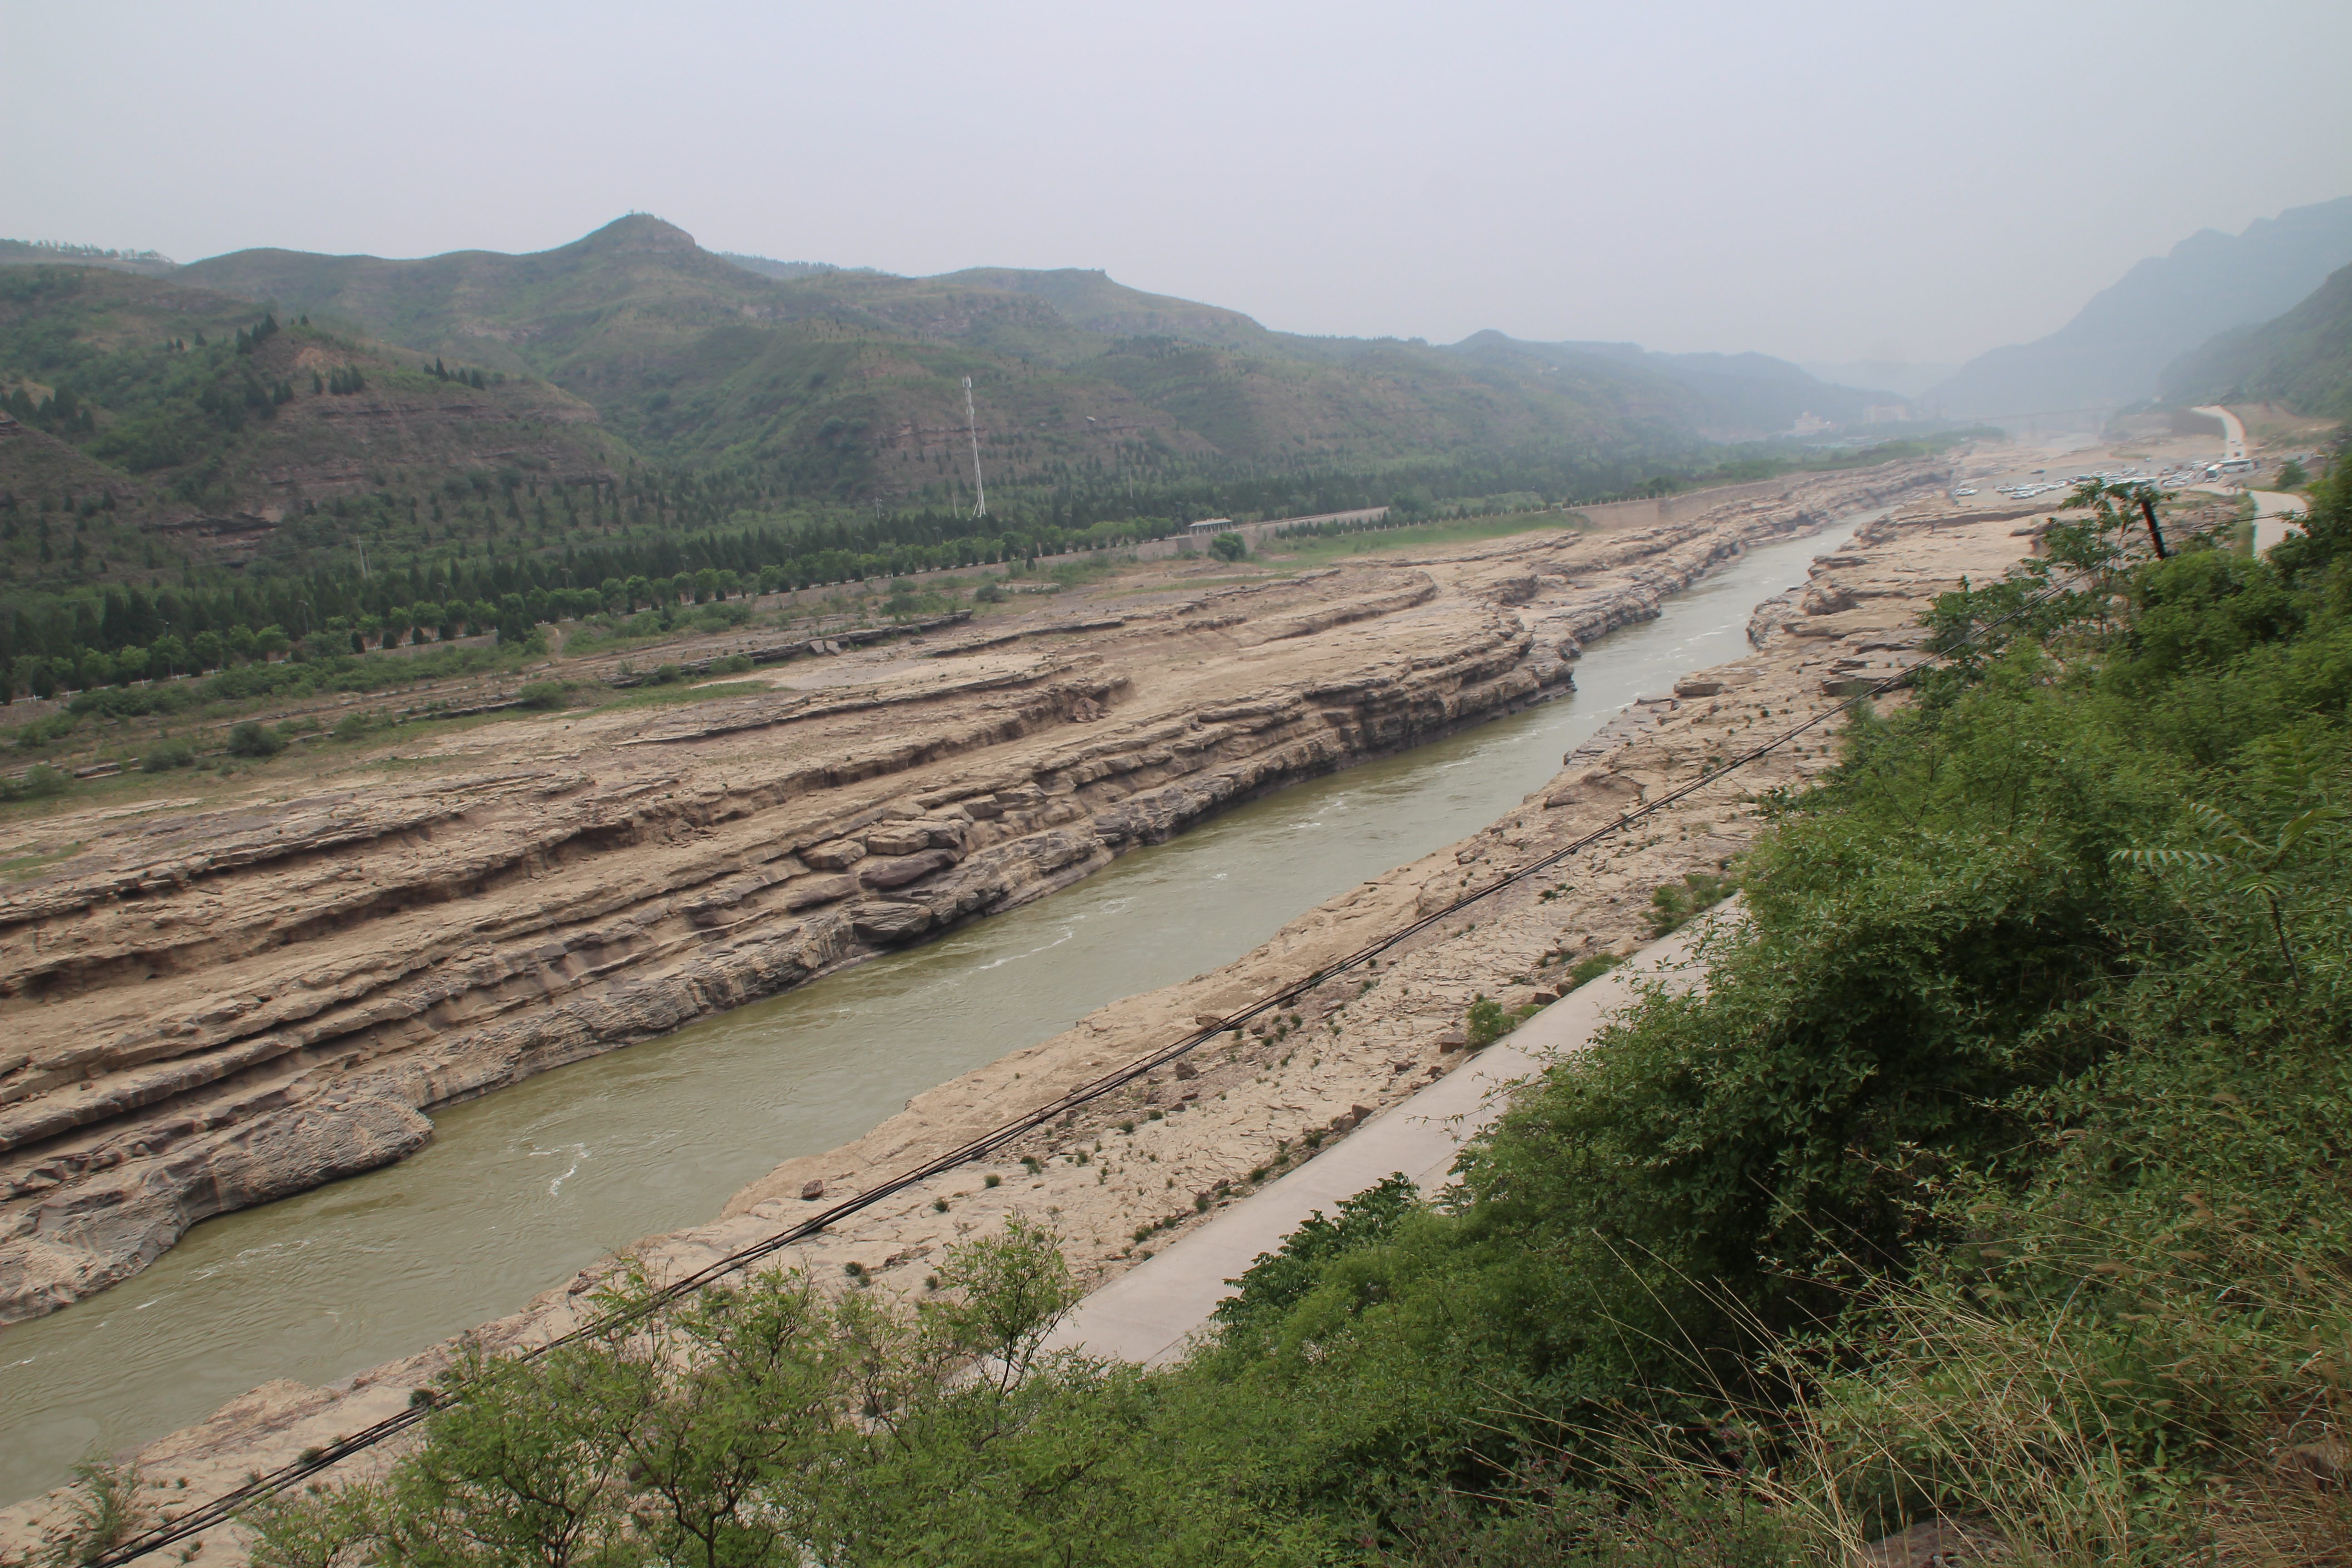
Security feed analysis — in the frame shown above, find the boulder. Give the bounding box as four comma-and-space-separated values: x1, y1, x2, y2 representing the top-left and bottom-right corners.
1672, 678, 1725, 697
858, 849, 957, 890
803, 839, 867, 871
800, 1179, 825, 1201
782, 875, 858, 911
851, 902, 933, 943
862, 823, 933, 856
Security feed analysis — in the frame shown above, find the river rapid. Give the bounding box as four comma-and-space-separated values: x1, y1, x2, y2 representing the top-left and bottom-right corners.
0, 513, 1869, 1504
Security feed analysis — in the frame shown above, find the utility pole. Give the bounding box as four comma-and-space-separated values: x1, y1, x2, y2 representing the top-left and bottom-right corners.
963, 376, 988, 519
2137, 490, 2170, 560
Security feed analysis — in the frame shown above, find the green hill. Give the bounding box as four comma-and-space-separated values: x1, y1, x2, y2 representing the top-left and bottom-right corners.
0, 216, 1933, 713
0, 263, 627, 584
174, 216, 1872, 485
0, 239, 176, 279
2159, 259, 2352, 421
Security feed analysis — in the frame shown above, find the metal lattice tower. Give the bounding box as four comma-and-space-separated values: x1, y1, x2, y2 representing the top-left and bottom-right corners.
963, 376, 988, 519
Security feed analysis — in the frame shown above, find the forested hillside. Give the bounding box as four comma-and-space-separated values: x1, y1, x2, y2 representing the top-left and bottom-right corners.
2162, 260, 2352, 421
0, 215, 1922, 712
172, 215, 1764, 480
1924, 194, 2352, 419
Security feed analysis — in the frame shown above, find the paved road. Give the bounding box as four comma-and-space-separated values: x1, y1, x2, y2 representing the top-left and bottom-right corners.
2250, 490, 2310, 555
1040, 919, 1714, 1365
2192, 483, 2310, 557
2194, 404, 2249, 464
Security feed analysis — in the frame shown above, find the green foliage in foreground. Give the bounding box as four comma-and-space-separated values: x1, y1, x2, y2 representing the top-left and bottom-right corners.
216, 465, 2352, 1563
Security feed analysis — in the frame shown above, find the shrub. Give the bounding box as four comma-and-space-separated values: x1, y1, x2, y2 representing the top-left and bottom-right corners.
515, 679, 573, 710
226, 720, 286, 757
0, 764, 70, 802
1463, 993, 1511, 1046
1210, 531, 1248, 562
139, 741, 196, 771
11, 712, 78, 750
1643, 866, 1739, 937
1562, 951, 1622, 990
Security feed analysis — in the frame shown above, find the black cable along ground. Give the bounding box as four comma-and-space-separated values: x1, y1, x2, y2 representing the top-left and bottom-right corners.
82, 531, 2114, 1567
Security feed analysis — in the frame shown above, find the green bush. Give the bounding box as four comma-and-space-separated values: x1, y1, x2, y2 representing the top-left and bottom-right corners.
1463, 994, 1511, 1047
1210, 531, 1248, 562
1561, 951, 1621, 990
515, 679, 574, 710
10, 712, 78, 750
139, 740, 196, 771
225, 720, 286, 757
1642, 865, 1738, 937
243, 1220, 1294, 1567
0, 764, 70, 802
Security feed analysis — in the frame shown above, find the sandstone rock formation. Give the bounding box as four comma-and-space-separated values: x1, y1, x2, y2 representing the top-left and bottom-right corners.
0, 466, 1936, 1328
0, 468, 2055, 1563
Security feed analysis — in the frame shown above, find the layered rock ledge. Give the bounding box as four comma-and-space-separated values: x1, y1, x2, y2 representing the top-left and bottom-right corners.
0, 467, 1939, 1328
0, 465, 2054, 1560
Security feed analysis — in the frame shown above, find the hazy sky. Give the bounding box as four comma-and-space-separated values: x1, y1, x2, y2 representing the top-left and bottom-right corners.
7, 0, 2349, 365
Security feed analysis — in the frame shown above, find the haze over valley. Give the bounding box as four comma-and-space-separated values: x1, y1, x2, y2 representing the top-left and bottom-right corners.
4, 4, 2351, 1563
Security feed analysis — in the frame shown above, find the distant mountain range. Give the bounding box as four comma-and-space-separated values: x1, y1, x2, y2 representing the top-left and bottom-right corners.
0, 216, 1917, 599
2161, 260, 2352, 423
161, 217, 1890, 468
0, 216, 1896, 528
1798, 360, 1959, 402
1921, 196, 2352, 421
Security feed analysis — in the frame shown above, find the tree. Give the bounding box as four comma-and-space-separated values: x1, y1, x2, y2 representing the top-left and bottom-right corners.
1210, 530, 1248, 562
245, 1220, 1093, 1568
2116, 789, 2346, 990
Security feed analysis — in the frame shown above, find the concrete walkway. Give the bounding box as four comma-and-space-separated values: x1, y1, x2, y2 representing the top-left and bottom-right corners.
2250, 490, 2309, 556
1041, 919, 1714, 1365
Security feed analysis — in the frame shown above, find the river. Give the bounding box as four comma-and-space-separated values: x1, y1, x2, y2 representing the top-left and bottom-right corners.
0, 512, 1869, 1504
